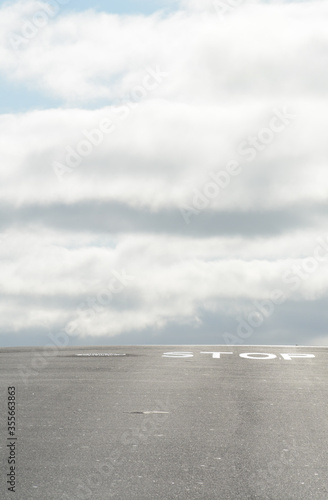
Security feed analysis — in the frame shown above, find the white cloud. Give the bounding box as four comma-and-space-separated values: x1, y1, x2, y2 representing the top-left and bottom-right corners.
0, 98, 327, 213
0, 0, 327, 103
0, 0, 327, 344
1, 229, 328, 338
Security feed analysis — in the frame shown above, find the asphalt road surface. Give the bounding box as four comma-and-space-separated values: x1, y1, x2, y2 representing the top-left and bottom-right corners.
1, 345, 328, 500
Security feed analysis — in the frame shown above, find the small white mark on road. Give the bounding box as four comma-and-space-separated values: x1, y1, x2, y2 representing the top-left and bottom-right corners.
124, 411, 169, 415
75, 353, 126, 357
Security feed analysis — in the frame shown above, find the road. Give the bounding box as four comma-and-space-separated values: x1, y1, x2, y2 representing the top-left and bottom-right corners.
0, 345, 328, 499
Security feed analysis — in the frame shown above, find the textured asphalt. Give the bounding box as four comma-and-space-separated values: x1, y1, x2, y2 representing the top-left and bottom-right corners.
1, 345, 328, 500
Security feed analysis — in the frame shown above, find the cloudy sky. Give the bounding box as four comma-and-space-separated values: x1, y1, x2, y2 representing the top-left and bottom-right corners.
0, 0, 327, 347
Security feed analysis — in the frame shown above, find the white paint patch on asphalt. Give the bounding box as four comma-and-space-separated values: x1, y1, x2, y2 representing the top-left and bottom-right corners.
124, 411, 169, 415
75, 353, 127, 357
163, 351, 316, 360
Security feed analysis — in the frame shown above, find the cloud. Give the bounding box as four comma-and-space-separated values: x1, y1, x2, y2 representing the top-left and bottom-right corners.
0, 99, 327, 213
0, 0, 327, 345
1, 228, 328, 342
0, 0, 327, 103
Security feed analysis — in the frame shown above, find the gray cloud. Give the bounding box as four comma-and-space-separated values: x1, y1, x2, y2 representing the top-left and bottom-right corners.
0, 201, 319, 236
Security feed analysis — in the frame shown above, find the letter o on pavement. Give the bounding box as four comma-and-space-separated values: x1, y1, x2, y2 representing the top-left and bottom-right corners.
240, 353, 277, 360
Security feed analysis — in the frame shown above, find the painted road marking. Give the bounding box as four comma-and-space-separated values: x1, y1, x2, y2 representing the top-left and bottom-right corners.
123, 411, 169, 415
239, 353, 277, 360
75, 353, 127, 357
162, 352, 194, 358
74, 351, 316, 361
280, 353, 315, 360
163, 352, 316, 360
201, 352, 234, 358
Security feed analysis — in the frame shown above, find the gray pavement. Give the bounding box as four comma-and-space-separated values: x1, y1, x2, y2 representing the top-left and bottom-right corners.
1, 345, 328, 499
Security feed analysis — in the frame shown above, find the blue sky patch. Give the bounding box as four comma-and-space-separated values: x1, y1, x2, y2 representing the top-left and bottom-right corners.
0, 0, 179, 16
0, 77, 62, 114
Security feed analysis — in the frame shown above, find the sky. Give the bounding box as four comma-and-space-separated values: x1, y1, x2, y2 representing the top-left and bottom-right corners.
0, 0, 327, 347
